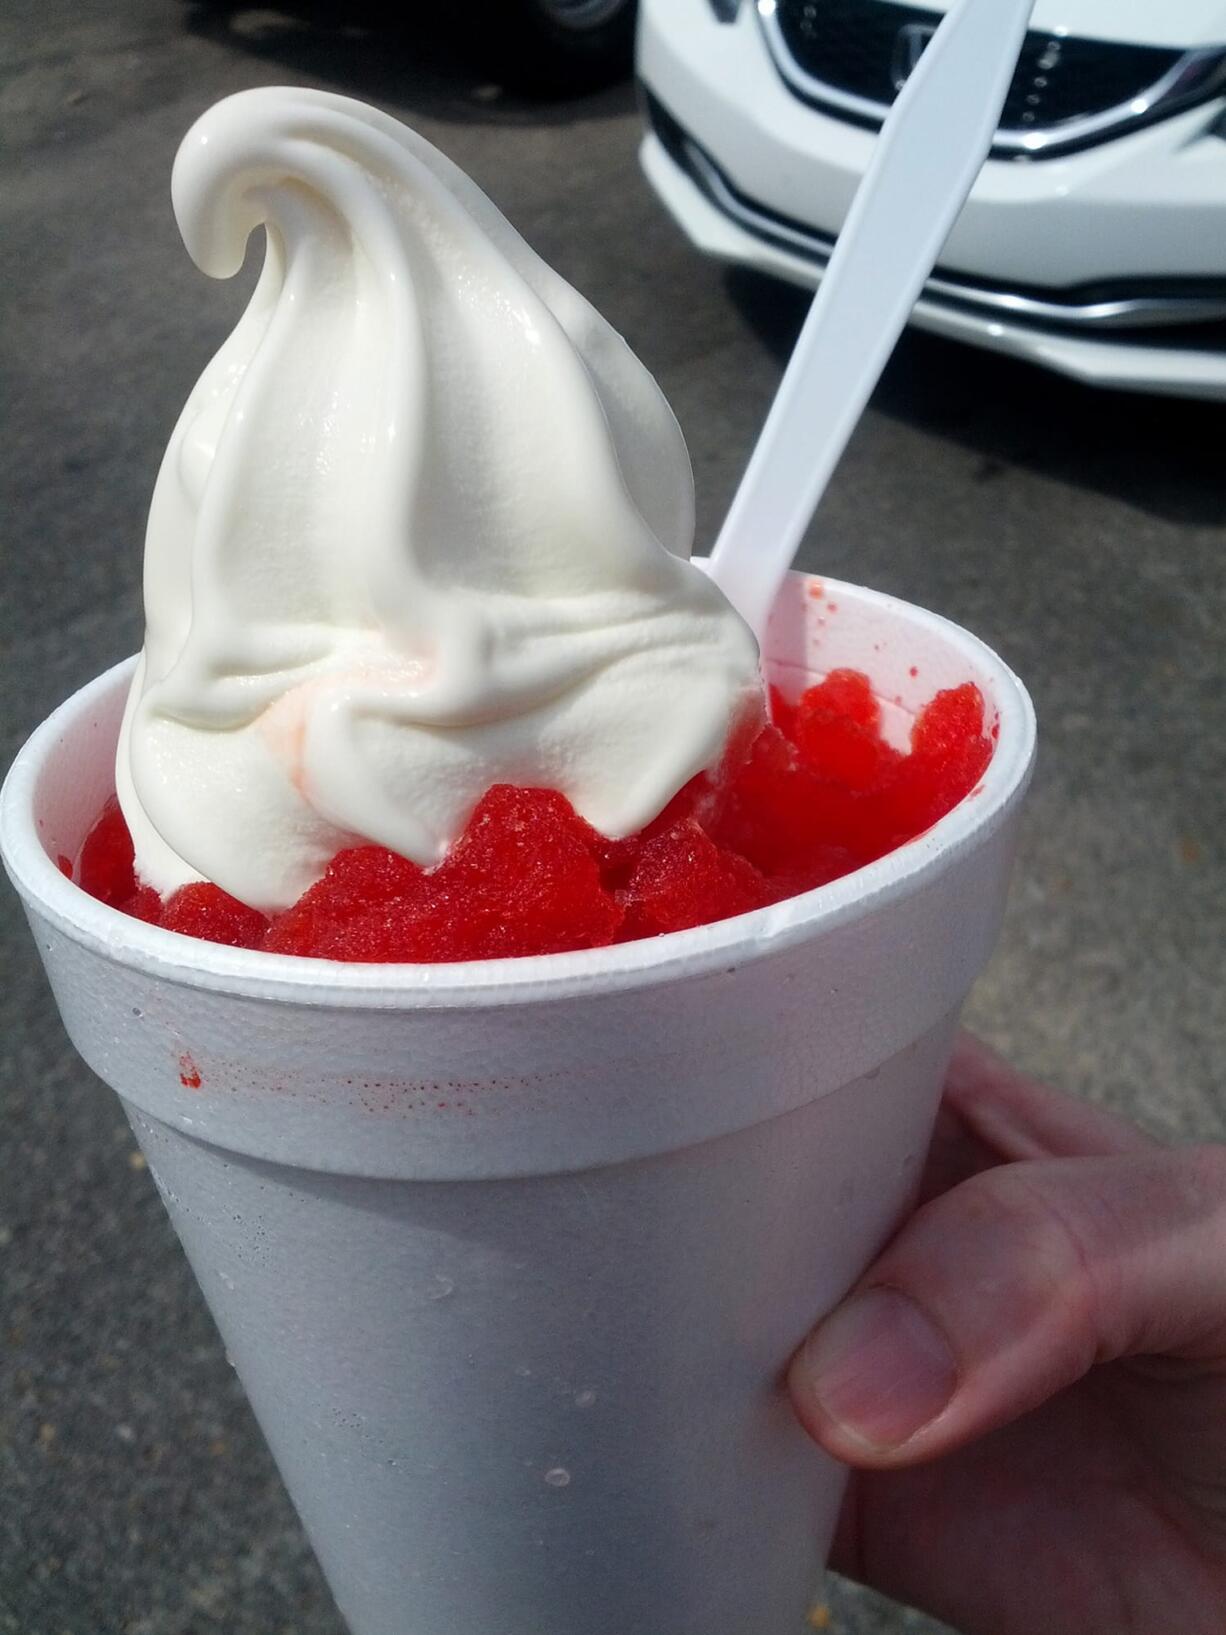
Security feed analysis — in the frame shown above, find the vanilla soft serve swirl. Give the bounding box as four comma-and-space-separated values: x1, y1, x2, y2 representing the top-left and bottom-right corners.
117, 88, 761, 913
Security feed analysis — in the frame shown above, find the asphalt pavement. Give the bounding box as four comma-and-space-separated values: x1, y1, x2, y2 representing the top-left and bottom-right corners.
2, 2, 1224, 1632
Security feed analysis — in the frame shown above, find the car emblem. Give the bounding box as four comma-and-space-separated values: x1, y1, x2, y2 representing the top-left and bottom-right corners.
890, 20, 937, 92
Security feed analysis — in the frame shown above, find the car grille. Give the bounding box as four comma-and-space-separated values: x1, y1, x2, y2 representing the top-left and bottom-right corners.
766, 0, 1205, 156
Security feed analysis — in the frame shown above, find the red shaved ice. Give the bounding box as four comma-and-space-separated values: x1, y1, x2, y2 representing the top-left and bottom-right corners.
77, 796, 136, 907
158, 884, 269, 949
619, 819, 764, 938
77, 670, 995, 960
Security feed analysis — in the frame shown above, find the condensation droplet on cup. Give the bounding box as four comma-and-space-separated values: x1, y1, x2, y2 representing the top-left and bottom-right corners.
514, 1364, 533, 1378
428, 1274, 454, 1301
573, 1389, 597, 1409
544, 1467, 571, 1488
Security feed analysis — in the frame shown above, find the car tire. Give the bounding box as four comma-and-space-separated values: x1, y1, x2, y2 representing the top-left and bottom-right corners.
469, 0, 638, 95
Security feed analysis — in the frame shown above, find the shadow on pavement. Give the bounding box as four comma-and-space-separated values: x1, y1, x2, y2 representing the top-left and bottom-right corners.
726, 266, 1226, 529
180, 0, 636, 127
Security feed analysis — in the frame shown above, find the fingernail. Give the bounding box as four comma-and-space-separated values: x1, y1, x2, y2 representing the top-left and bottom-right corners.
798, 1287, 957, 1451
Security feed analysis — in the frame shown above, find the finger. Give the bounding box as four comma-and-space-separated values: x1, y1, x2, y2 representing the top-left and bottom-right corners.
945, 1031, 1157, 1163
914, 1096, 1001, 1205
914, 1032, 1153, 1206
790, 1144, 1226, 1468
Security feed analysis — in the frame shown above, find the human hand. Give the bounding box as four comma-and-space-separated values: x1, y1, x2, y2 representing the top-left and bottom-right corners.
789, 1032, 1226, 1635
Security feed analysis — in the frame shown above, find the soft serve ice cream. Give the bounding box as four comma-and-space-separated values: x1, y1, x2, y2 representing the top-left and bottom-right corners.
117, 87, 763, 913
80, 86, 995, 958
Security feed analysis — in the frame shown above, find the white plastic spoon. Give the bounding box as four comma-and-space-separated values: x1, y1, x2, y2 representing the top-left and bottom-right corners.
706, 0, 1036, 640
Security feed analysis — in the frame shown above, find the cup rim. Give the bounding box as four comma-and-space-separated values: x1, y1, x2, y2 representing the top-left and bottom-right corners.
2, 573, 1035, 1009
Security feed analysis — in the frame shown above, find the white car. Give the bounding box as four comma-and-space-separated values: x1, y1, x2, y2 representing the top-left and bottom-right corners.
637, 0, 1226, 399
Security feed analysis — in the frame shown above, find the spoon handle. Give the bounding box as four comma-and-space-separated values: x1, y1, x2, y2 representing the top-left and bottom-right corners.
707, 0, 1035, 639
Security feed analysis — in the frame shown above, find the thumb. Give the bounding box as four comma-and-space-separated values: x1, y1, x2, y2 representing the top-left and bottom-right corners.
789, 1145, 1226, 1466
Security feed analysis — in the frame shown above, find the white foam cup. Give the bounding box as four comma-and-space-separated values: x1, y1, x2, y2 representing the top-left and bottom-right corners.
2, 572, 1034, 1635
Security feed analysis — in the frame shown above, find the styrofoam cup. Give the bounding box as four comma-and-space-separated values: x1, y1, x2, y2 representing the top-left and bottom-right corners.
2, 572, 1034, 1635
